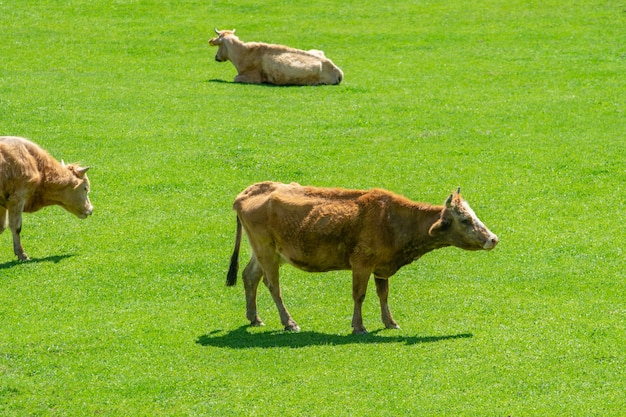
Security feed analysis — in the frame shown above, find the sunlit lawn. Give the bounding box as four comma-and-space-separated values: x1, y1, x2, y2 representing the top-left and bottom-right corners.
0, 0, 624, 415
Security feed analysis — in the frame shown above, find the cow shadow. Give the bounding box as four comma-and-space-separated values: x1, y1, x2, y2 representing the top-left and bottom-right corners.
196, 325, 472, 349
0, 254, 74, 270
205, 79, 329, 88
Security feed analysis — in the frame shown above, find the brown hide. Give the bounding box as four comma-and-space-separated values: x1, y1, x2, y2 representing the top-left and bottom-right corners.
227, 181, 498, 334
0, 136, 93, 260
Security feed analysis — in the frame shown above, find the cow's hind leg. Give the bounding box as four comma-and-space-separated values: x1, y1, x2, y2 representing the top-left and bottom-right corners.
242, 254, 265, 327
375, 277, 400, 330
258, 256, 300, 332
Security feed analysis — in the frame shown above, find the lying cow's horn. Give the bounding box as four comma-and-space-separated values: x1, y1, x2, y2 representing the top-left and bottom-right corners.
445, 193, 454, 208
214, 28, 220, 34
456, 186, 461, 194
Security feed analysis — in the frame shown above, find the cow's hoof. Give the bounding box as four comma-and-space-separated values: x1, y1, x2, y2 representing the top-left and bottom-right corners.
250, 319, 265, 327
352, 328, 368, 335
284, 323, 301, 332
385, 323, 401, 330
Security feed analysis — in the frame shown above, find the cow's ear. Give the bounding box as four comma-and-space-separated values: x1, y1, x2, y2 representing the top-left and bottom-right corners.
429, 218, 450, 236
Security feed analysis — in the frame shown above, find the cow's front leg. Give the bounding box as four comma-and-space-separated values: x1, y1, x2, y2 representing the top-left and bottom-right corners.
242, 254, 265, 327
351, 268, 371, 334
234, 71, 262, 84
375, 277, 400, 330
8, 203, 29, 261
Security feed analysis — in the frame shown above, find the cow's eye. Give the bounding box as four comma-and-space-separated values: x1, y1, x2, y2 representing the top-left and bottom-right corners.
461, 218, 472, 225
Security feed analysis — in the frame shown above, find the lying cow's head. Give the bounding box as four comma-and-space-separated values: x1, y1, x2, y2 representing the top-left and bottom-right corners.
429, 187, 498, 251
60, 163, 94, 219
209, 28, 236, 62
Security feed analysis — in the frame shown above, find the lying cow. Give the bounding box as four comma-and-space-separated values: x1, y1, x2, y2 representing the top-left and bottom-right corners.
227, 181, 498, 334
209, 29, 344, 86
0, 136, 93, 260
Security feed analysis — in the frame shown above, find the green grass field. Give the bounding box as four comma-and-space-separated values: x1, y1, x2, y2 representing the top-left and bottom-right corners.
1, 0, 624, 415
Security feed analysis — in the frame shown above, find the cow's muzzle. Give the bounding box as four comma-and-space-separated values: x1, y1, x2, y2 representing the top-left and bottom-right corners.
483, 234, 499, 250
80, 205, 94, 219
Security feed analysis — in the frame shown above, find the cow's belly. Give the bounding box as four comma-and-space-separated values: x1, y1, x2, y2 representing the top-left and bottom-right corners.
278, 242, 351, 272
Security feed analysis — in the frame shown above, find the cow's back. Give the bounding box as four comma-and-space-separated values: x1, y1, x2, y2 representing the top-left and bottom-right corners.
234, 181, 367, 221
255, 44, 342, 86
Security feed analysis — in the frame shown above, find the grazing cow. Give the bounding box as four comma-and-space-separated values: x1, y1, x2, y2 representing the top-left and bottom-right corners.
227, 181, 498, 334
0, 136, 93, 260
208, 29, 344, 86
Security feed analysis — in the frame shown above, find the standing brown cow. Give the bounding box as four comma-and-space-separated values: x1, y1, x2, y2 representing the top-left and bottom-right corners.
0, 136, 93, 260
227, 181, 498, 334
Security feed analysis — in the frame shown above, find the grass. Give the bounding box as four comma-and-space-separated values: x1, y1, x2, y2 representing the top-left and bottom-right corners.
1, 0, 625, 415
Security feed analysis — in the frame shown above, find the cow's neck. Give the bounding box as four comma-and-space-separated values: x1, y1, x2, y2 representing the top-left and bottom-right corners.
373, 204, 448, 278
224, 37, 247, 70
401, 204, 450, 259
40, 161, 73, 187
26, 164, 74, 212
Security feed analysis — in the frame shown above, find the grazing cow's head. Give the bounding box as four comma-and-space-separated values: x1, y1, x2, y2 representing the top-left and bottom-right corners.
209, 28, 236, 62
429, 187, 498, 251
60, 163, 93, 219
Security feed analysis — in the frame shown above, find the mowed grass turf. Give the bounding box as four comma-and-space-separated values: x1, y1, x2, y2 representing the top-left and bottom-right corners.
1, 0, 624, 415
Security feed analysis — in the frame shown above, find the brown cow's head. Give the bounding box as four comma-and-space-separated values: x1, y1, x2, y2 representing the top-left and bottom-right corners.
209, 28, 236, 62
60, 163, 93, 219
429, 187, 498, 251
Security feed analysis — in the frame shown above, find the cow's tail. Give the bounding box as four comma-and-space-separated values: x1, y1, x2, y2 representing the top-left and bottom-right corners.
226, 216, 242, 286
